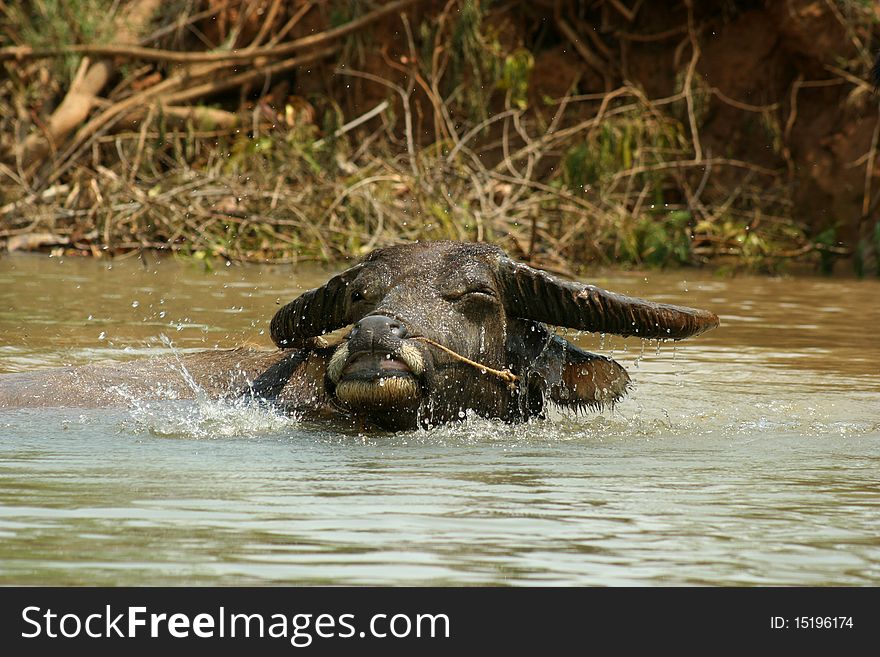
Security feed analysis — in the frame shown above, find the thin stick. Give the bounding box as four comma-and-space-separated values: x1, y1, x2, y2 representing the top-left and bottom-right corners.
608, 157, 778, 186
162, 47, 337, 105
682, 0, 702, 162
335, 68, 419, 180
248, 0, 285, 50
824, 64, 873, 92
605, 0, 636, 22
139, 0, 241, 45
555, 15, 612, 90
709, 87, 779, 113
821, 0, 873, 69
616, 26, 685, 42
862, 104, 880, 217
127, 103, 155, 184
314, 100, 390, 148
267, 2, 314, 46
412, 337, 519, 386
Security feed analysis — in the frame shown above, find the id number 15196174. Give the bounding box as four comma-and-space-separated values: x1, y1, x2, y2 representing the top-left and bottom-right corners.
770, 617, 853, 630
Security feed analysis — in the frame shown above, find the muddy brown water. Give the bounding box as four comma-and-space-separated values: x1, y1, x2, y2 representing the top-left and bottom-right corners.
0, 253, 878, 585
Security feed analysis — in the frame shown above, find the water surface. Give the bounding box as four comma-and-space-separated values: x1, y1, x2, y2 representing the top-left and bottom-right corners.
0, 254, 878, 585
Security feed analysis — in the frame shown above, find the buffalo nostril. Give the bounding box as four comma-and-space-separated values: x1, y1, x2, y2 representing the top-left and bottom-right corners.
350, 315, 408, 348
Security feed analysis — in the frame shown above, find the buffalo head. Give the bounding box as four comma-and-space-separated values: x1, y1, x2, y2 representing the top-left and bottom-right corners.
266, 241, 719, 430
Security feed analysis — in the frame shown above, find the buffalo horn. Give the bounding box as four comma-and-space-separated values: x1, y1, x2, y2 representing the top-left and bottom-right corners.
497, 258, 719, 340
270, 264, 363, 348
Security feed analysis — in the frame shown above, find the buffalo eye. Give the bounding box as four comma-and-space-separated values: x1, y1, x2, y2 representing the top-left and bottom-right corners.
351, 290, 364, 303
444, 286, 498, 304
463, 286, 497, 301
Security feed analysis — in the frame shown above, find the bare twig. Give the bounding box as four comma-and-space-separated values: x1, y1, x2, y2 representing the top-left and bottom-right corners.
862, 104, 880, 218
605, 0, 636, 22
0, 0, 425, 64
682, 0, 702, 163
821, 0, 873, 70
335, 68, 420, 180
824, 64, 873, 92
555, 13, 613, 90
314, 100, 390, 148
162, 47, 337, 106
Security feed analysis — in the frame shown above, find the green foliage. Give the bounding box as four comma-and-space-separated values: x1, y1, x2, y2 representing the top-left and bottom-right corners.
5, 0, 116, 80
854, 222, 880, 278
874, 222, 880, 277
814, 227, 838, 276
448, 0, 504, 121
220, 103, 324, 179
562, 116, 687, 192
853, 239, 865, 278
620, 211, 693, 268
759, 112, 784, 157
563, 142, 599, 191
498, 49, 534, 109
563, 124, 628, 191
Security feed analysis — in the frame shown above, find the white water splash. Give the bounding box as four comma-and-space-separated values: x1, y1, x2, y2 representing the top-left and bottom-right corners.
116, 335, 297, 439
125, 396, 296, 440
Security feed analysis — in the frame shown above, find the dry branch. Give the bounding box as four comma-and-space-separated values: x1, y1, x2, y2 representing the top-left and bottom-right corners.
15, 0, 161, 170
0, 0, 425, 64
555, 14, 613, 90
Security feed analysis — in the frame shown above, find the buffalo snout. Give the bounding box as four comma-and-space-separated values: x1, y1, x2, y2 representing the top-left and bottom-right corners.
348, 315, 409, 355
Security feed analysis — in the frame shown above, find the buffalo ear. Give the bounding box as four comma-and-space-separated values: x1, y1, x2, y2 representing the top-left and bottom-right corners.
270, 263, 363, 348
512, 320, 630, 409
550, 338, 630, 408
545, 337, 630, 409
497, 257, 719, 340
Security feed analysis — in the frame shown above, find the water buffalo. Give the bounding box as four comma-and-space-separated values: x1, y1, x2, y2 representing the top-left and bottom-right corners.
252, 240, 718, 429
0, 241, 719, 430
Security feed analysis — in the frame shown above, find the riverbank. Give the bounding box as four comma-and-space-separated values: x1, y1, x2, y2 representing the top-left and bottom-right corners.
2, 1, 879, 276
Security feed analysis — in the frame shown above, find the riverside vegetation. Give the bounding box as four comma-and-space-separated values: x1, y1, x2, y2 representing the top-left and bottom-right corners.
1, 0, 879, 276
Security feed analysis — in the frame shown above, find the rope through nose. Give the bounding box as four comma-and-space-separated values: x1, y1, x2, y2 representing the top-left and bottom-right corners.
411, 336, 519, 387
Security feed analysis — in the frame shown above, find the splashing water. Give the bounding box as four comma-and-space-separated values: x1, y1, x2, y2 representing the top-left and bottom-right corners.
117, 335, 297, 439
125, 396, 296, 440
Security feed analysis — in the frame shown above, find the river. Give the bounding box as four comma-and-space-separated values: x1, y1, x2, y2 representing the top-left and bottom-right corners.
0, 253, 878, 585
